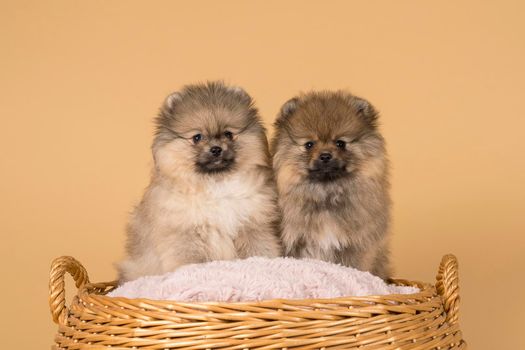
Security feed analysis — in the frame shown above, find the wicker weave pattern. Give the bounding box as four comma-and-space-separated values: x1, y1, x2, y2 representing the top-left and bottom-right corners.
49, 255, 466, 349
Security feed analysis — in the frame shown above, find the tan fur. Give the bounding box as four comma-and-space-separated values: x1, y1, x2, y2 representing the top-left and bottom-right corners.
118, 82, 281, 282
271, 91, 392, 279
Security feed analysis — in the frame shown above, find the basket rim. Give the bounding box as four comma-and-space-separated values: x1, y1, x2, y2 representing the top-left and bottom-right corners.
76, 277, 436, 308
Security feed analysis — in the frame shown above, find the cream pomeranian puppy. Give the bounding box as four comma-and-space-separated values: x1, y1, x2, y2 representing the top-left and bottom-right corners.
118, 82, 281, 282
271, 91, 391, 279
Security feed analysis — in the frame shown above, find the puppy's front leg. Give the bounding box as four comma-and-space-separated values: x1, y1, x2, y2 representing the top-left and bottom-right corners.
336, 244, 391, 280
234, 222, 282, 258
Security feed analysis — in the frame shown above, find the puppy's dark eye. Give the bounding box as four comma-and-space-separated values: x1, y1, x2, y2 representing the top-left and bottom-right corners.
224, 131, 233, 140
192, 134, 202, 144
304, 141, 315, 150
335, 140, 346, 149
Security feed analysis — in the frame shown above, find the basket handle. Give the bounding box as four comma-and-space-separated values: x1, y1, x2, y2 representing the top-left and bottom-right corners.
49, 256, 90, 325
435, 254, 460, 325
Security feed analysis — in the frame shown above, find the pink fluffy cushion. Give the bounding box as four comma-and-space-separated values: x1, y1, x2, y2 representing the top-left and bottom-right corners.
109, 257, 418, 302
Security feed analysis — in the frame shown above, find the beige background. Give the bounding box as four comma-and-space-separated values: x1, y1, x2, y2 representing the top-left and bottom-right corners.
1, 1, 524, 349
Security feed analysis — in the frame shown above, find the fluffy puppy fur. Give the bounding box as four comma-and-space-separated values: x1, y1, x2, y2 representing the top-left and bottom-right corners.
271, 91, 392, 279
118, 81, 281, 282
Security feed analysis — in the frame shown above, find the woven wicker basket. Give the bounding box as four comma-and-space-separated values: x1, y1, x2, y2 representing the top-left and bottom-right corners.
49, 254, 466, 349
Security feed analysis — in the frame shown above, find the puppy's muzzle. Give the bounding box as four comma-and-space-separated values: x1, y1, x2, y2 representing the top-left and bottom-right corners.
196, 146, 235, 174
308, 154, 346, 182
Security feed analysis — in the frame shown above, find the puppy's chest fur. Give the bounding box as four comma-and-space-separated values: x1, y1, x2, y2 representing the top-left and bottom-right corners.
291, 209, 350, 253
283, 186, 356, 254
148, 172, 272, 240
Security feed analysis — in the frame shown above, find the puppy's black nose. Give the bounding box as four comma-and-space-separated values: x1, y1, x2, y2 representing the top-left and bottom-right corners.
319, 153, 332, 162
210, 146, 222, 157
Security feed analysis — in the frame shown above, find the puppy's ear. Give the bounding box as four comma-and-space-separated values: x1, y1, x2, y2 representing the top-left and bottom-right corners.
350, 96, 378, 125
156, 91, 183, 132
276, 97, 299, 122
162, 91, 183, 113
